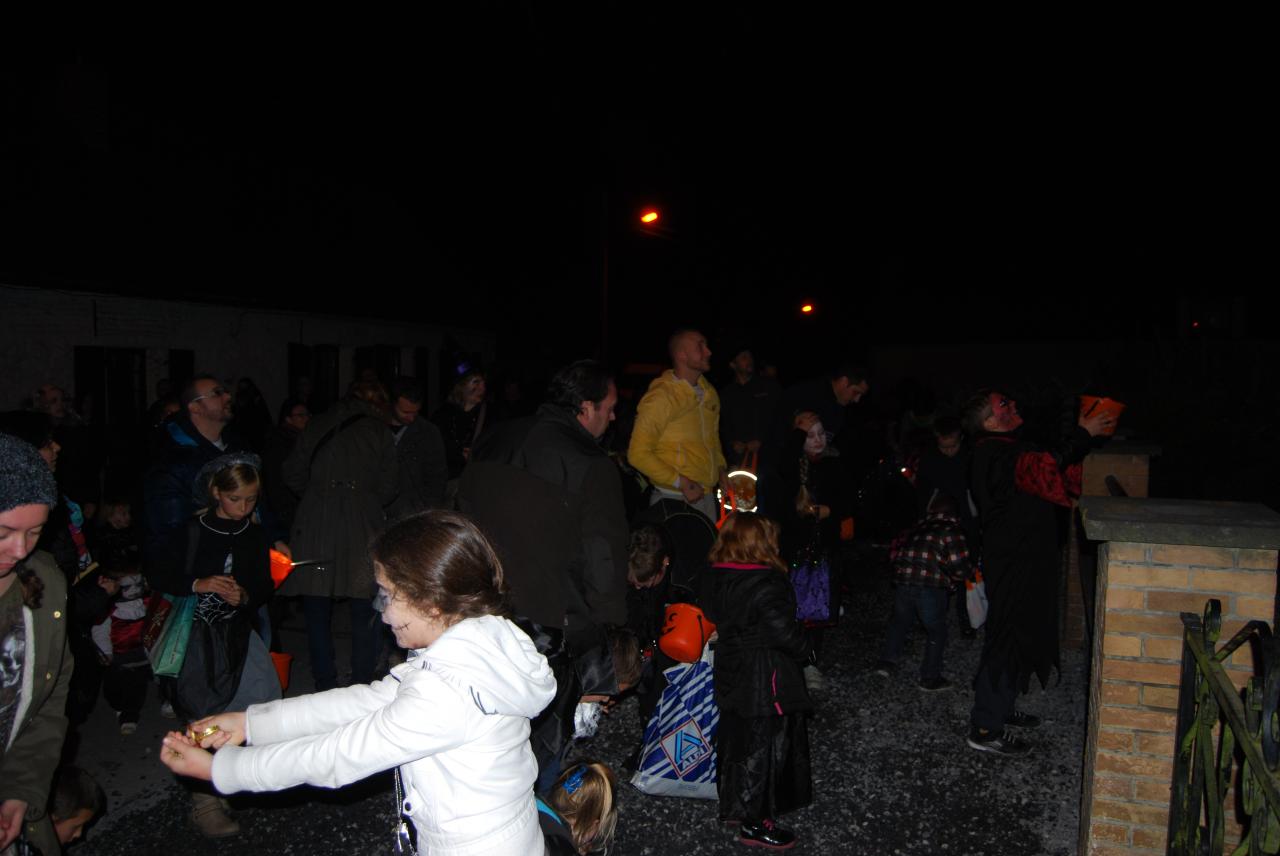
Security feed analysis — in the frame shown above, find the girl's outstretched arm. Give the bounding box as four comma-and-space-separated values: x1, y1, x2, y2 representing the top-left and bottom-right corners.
210, 668, 468, 795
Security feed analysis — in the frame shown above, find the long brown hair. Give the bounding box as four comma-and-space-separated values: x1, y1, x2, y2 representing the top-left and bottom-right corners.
447, 369, 485, 408
16, 559, 45, 609
370, 510, 510, 622
707, 512, 787, 572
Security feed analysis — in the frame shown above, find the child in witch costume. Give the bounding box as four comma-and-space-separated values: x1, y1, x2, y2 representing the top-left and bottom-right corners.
147, 452, 279, 837
704, 513, 812, 850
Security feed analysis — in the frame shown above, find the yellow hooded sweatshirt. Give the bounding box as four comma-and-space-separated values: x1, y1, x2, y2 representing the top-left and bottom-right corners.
627, 370, 727, 491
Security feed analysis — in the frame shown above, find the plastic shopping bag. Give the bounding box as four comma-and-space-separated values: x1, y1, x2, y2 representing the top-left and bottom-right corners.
147, 594, 196, 678
630, 647, 719, 799
965, 571, 988, 629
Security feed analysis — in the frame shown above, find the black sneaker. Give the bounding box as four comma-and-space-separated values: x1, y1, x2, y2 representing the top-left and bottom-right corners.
740, 818, 796, 850
967, 727, 1031, 756
1005, 711, 1041, 729
918, 677, 953, 692
870, 660, 895, 678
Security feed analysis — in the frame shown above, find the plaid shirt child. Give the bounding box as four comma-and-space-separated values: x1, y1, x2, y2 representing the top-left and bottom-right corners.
888, 512, 971, 588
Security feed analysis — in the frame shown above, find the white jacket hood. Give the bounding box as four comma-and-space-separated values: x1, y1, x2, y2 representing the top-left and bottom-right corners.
413, 614, 555, 720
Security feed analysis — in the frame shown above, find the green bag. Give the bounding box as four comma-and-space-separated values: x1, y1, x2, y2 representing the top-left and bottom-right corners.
149, 594, 196, 678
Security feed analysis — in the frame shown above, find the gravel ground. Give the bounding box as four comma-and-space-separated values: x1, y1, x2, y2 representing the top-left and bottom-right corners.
72, 559, 1087, 855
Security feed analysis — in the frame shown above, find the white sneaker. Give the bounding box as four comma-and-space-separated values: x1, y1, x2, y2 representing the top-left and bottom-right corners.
160, 701, 176, 719
804, 664, 825, 692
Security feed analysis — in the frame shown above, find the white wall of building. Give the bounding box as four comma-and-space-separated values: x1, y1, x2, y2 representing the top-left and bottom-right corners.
0, 283, 494, 413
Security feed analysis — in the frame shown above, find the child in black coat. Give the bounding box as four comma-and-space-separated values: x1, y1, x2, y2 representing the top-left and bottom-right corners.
705, 513, 812, 851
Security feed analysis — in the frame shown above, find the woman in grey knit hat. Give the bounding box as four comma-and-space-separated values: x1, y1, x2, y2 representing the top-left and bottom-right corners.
0, 432, 70, 856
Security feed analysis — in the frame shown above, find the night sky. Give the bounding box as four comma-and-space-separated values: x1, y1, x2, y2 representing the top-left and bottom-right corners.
1, 24, 1263, 371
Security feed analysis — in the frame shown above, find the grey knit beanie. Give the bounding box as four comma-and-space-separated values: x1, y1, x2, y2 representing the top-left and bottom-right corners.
0, 432, 58, 513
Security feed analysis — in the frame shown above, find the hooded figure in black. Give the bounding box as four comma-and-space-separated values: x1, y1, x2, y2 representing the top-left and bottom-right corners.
964, 390, 1113, 755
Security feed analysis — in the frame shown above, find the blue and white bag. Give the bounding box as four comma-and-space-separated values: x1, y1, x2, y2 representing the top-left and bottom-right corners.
630, 646, 719, 800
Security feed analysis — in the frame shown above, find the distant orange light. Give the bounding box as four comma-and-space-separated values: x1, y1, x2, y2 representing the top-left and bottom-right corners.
640, 210, 659, 224
801, 303, 814, 314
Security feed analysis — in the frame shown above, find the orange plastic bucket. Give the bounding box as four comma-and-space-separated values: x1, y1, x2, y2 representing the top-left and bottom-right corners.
658, 603, 717, 663
269, 549, 293, 589
270, 651, 293, 691
1079, 396, 1126, 435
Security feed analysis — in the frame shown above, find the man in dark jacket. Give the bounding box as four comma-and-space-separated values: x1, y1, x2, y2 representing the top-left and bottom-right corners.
384, 378, 449, 521
964, 389, 1113, 755
457, 359, 629, 788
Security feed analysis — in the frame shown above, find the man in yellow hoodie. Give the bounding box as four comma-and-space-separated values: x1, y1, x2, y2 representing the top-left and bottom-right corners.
628, 330, 730, 521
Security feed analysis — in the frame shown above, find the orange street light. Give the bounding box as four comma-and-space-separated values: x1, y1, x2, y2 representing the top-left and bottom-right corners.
801, 303, 814, 314
640, 210, 659, 224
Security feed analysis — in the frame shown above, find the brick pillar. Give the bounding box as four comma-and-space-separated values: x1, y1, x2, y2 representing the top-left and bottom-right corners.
1078, 498, 1280, 855
1064, 446, 1158, 652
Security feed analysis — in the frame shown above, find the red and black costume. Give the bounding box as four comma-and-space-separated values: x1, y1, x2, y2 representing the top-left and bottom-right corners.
968, 424, 1091, 732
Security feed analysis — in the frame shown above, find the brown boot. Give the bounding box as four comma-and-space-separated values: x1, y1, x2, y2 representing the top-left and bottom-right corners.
191, 791, 240, 838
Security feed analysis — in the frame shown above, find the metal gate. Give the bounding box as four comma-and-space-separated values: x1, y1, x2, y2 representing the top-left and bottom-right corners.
1169, 599, 1280, 854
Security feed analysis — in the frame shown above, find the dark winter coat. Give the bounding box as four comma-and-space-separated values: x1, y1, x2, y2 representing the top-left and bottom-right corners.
143, 415, 229, 567
459, 404, 630, 777
971, 425, 1091, 693
458, 403, 630, 635
704, 562, 812, 718
279, 398, 398, 599
386, 417, 449, 521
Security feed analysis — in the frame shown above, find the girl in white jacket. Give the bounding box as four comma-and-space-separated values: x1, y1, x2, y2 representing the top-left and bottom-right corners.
159, 510, 557, 856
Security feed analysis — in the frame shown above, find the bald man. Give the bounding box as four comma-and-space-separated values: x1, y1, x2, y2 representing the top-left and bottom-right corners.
628, 329, 729, 521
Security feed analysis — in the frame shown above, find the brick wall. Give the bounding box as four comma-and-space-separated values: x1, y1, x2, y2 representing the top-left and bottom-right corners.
1082, 542, 1278, 854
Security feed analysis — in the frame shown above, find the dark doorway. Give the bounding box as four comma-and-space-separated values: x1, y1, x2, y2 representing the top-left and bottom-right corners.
353, 345, 401, 386
73, 346, 148, 502
288, 343, 340, 414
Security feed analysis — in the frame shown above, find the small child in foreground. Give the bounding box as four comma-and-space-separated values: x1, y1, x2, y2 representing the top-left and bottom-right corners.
538, 761, 618, 855
49, 766, 106, 849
